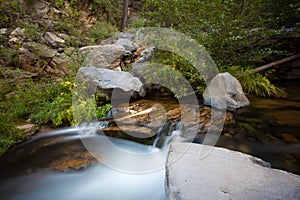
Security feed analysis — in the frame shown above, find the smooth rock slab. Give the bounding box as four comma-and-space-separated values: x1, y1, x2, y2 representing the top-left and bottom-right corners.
166, 143, 300, 200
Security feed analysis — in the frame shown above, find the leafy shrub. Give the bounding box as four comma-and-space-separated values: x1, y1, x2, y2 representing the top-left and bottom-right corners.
87, 21, 118, 44
0, 112, 23, 155
31, 81, 112, 126
0, 46, 18, 67
147, 50, 206, 95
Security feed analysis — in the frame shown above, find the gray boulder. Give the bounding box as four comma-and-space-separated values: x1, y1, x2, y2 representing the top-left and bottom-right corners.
81, 44, 126, 70
115, 38, 135, 51
166, 143, 300, 200
203, 72, 250, 111
77, 66, 145, 97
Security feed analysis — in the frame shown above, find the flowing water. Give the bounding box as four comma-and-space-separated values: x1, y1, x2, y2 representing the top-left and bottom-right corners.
0, 131, 167, 200
0, 79, 299, 199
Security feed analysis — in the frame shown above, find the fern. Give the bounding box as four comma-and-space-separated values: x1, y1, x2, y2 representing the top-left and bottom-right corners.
226, 66, 287, 98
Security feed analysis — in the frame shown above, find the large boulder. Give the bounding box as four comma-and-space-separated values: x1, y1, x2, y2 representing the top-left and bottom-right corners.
166, 143, 300, 200
203, 72, 250, 111
77, 66, 145, 97
81, 44, 126, 70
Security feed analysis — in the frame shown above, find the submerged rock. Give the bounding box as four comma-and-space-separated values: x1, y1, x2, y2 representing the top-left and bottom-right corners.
166, 142, 300, 200
203, 72, 250, 111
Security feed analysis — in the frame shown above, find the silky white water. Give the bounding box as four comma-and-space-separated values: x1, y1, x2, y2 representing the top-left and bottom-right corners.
0, 129, 168, 200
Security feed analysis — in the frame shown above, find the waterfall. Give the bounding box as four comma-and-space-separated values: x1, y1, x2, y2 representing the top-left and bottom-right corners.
152, 120, 184, 148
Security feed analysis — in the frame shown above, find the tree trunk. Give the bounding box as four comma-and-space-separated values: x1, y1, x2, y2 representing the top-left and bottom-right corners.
121, 0, 129, 31
253, 53, 300, 73
240, 0, 245, 15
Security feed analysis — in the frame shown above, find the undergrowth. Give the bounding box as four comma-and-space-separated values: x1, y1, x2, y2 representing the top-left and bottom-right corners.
0, 66, 112, 154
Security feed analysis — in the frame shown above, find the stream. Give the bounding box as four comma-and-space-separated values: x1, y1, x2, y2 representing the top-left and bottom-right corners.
0, 79, 299, 199
215, 79, 300, 175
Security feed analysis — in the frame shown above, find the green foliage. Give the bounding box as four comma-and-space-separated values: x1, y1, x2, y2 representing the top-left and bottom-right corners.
151, 50, 206, 94
95, 104, 112, 119
224, 66, 287, 98
23, 24, 42, 41
87, 21, 118, 44
4, 79, 61, 119
142, 0, 300, 67
90, 0, 123, 26
0, 46, 18, 67
30, 81, 73, 126
0, 112, 23, 155
0, 0, 20, 27
31, 81, 112, 127
0, 62, 110, 155
0, 113, 23, 155
140, 0, 298, 97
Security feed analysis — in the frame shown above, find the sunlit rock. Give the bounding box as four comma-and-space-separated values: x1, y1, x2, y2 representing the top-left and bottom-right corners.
203, 72, 250, 111
77, 66, 145, 97
166, 142, 300, 200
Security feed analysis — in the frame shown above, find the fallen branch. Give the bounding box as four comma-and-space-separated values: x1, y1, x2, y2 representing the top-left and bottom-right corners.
253, 53, 300, 73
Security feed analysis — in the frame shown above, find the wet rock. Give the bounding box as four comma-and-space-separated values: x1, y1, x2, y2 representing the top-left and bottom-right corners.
102, 125, 156, 139
77, 66, 145, 97
257, 133, 285, 145
282, 133, 300, 144
166, 142, 300, 200
49, 151, 96, 172
203, 72, 250, 111
82, 44, 126, 70
223, 133, 232, 137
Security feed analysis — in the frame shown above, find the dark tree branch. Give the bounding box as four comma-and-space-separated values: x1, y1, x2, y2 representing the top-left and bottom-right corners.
253, 53, 300, 73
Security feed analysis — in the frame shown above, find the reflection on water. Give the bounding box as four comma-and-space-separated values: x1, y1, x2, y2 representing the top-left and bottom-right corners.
217, 79, 300, 175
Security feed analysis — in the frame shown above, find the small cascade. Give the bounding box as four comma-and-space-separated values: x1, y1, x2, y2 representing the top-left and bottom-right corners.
98, 120, 110, 129
152, 120, 184, 149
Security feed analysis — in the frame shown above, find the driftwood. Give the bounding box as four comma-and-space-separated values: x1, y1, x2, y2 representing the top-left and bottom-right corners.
253, 53, 300, 73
